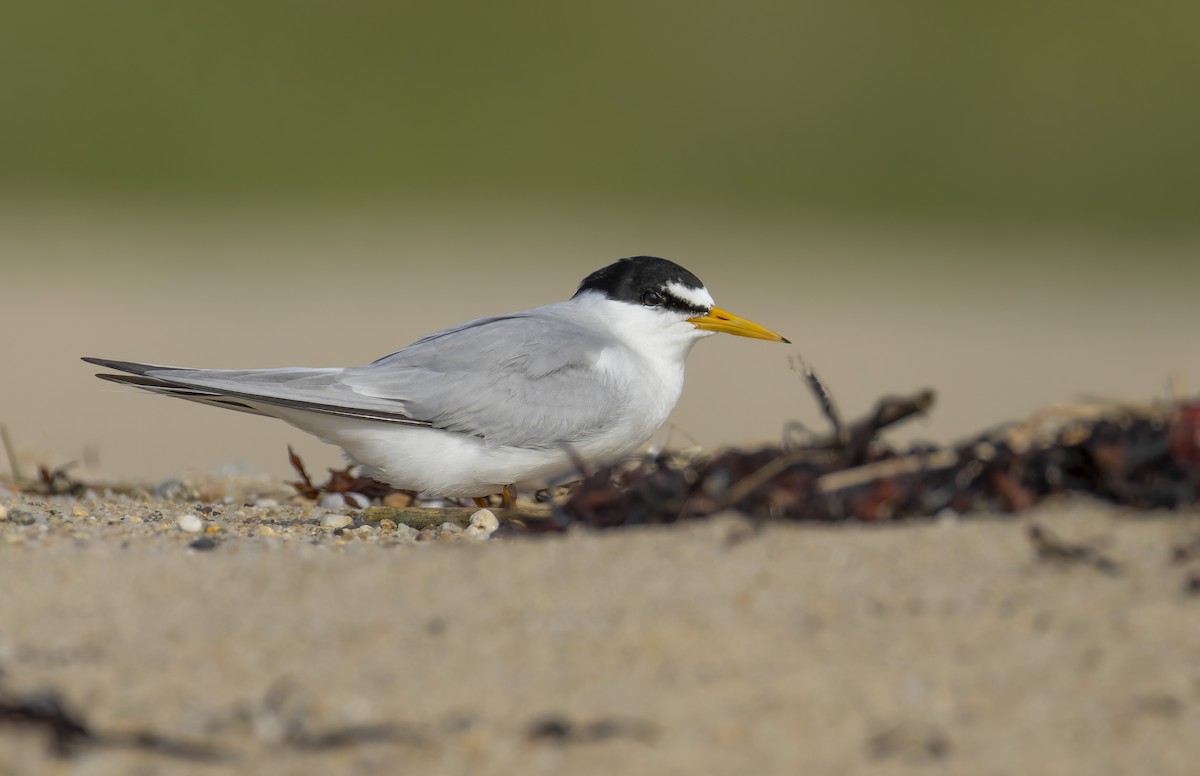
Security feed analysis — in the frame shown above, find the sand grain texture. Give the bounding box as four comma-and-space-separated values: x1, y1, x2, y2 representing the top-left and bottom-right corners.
1, 495, 1198, 774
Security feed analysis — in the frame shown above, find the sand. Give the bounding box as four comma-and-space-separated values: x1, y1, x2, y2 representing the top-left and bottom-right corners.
3, 208, 1200, 773
1, 487, 1199, 775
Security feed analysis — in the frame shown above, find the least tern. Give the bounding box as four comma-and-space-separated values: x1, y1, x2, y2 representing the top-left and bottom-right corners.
85, 256, 788, 502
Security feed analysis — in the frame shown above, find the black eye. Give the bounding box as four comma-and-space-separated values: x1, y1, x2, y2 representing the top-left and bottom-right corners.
641, 290, 664, 307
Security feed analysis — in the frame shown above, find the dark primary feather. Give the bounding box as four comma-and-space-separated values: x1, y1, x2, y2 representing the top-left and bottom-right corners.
84, 357, 432, 426
92, 372, 273, 417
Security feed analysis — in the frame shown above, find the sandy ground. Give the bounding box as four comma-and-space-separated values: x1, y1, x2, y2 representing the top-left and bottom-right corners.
1, 489, 1198, 775
2, 206, 1200, 773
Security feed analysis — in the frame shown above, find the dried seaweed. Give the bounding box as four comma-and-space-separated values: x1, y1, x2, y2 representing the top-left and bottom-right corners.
526, 714, 657, 744
557, 371, 1200, 528
36, 462, 88, 498
0, 674, 422, 761
286, 446, 415, 504
1028, 524, 1122, 575
0, 682, 226, 760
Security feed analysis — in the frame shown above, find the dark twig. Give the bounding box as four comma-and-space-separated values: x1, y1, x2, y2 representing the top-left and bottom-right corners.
287, 723, 424, 750
1028, 524, 1122, 576
0, 685, 227, 761
840, 390, 935, 464
36, 461, 86, 497
287, 445, 319, 499
0, 688, 91, 755
794, 356, 843, 440
286, 447, 415, 504
526, 714, 657, 745
1, 424, 23, 485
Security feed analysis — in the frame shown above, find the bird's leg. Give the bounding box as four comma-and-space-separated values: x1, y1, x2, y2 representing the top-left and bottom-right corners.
470, 488, 514, 510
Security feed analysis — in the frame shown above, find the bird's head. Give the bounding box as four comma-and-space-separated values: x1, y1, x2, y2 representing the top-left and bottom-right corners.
573, 256, 790, 347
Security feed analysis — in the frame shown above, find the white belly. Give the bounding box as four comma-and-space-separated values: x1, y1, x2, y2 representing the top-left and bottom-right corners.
265, 406, 664, 498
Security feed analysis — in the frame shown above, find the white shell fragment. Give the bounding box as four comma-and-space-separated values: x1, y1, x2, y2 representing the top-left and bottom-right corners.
176, 513, 204, 533
321, 513, 354, 530
465, 508, 499, 539
318, 492, 370, 510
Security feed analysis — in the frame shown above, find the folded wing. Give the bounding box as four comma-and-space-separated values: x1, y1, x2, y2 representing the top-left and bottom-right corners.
84, 307, 623, 448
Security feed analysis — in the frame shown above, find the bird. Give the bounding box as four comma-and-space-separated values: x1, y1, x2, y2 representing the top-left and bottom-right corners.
84, 256, 788, 505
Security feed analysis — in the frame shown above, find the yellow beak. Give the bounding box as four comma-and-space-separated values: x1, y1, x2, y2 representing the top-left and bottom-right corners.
688, 306, 790, 343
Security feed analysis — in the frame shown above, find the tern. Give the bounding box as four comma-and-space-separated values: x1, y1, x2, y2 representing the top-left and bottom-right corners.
85, 256, 788, 505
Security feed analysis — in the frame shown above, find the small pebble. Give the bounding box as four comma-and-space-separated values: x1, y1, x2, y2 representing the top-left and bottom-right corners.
382, 492, 414, 508
321, 514, 354, 530
176, 513, 204, 533
155, 478, 198, 502
317, 493, 344, 510
318, 492, 371, 510
259, 525, 278, 537
8, 507, 37, 526
935, 509, 960, 525
392, 523, 419, 542
465, 509, 499, 539
378, 519, 397, 531
188, 537, 218, 551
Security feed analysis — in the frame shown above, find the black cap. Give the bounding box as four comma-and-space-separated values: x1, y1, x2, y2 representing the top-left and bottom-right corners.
574, 256, 709, 313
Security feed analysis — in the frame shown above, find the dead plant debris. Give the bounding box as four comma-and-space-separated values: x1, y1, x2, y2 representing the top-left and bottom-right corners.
286, 445, 415, 504
0, 681, 226, 761
556, 370, 1200, 528
1027, 524, 1122, 576
0, 672, 657, 762
0, 673, 420, 761
525, 714, 658, 745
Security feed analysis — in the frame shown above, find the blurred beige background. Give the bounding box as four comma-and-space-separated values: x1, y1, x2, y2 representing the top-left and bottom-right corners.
1, 1, 1197, 482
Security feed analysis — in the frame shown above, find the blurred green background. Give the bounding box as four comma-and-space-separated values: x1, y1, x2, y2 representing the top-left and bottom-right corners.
3, 0, 1198, 231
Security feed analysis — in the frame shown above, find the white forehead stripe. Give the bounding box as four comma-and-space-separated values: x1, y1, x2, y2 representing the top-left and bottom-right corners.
666, 280, 715, 309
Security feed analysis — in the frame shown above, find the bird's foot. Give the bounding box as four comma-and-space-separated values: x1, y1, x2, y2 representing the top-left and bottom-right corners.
472, 486, 516, 510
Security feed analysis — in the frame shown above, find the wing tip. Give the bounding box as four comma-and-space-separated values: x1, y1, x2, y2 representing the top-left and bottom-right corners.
83, 357, 431, 428
82, 357, 183, 376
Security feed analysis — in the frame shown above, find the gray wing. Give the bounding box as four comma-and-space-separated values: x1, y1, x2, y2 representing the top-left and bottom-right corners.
84, 308, 623, 447
340, 311, 624, 448
82, 358, 433, 425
